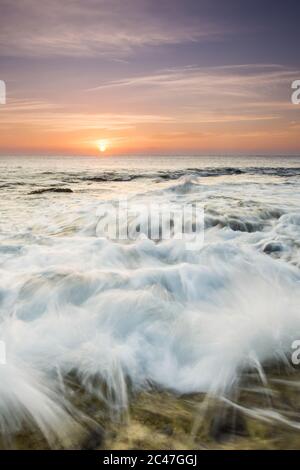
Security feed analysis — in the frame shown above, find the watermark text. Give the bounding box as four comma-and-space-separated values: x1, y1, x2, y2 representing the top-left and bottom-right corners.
0, 80, 6, 104
95, 198, 204, 251
291, 80, 300, 104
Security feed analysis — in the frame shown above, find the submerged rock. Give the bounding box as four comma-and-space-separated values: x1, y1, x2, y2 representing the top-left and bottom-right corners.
263, 241, 284, 254
80, 427, 104, 450
209, 405, 248, 442
29, 187, 73, 195
3, 369, 300, 450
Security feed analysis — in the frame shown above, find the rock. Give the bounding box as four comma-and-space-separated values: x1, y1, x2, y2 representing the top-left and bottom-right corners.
263, 241, 283, 254
29, 187, 73, 195
210, 406, 248, 442
228, 219, 247, 232
81, 427, 104, 450
162, 424, 174, 436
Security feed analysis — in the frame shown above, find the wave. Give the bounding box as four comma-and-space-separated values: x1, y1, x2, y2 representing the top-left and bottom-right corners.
1, 157, 300, 446
1, 227, 300, 443
2, 167, 299, 194
79, 167, 300, 183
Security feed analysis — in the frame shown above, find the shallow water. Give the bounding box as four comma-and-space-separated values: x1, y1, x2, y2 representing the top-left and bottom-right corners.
0, 155, 300, 444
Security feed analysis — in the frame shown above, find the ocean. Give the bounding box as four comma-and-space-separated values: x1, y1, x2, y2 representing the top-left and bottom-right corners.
0, 155, 300, 446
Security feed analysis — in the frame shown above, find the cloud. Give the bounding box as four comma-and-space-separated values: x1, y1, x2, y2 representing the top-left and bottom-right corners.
0, 99, 175, 131
1, 64, 299, 153
89, 64, 298, 96
0, 0, 221, 58
86, 64, 300, 123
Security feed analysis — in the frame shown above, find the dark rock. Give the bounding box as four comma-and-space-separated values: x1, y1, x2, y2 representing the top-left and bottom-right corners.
162, 425, 173, 436
263, 241, 283, 254
210, 406, 248, 442
228, 219, 247, 232
81, 427, 104, 450
29, 187, 73, 195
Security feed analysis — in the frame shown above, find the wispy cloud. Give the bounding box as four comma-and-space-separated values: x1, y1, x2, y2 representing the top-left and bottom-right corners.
87, 64, 300, 124
0, 92, 283, 136
2, 62, 299, 140
0, 99, 175, 131
0, 99, 57, 112
0, 0, 222, 58
89, 64, 299, 96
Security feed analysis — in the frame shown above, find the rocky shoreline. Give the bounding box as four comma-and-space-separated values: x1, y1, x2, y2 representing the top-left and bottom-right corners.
2, 365, 300, 450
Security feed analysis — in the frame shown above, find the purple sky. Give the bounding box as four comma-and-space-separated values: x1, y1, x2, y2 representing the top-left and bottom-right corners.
0, 0, 300, 155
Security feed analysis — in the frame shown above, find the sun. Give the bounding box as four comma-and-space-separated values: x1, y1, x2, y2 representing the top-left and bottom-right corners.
97, 140, 108, 153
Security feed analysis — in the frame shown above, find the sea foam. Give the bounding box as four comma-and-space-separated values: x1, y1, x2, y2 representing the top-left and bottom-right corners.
0, 155, 300, 444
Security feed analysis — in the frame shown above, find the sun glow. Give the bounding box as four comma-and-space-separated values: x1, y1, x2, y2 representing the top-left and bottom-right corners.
97, 140, 108, 153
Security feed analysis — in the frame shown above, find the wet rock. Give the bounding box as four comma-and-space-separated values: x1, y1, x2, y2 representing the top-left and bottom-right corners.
81, 427, 104, 450
210, 406, 248, 442
228, 219, 263, 232
29, 187, 73, 195
162, 424, 174, 436
228, 219, 247, 232
263, 241, 283, 254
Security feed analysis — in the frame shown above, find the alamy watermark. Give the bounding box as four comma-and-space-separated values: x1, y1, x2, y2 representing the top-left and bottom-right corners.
0, 80, 6, 104
0, 341, 6, 365
95, 198, 204, 251
291, 340, 300, 366
291, 80, 300, 105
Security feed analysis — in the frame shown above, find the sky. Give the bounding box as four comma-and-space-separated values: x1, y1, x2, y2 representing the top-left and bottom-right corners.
0, 0, 300, 156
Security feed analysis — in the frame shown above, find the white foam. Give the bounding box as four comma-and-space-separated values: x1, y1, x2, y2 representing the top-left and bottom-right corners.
0, 156, 300, 441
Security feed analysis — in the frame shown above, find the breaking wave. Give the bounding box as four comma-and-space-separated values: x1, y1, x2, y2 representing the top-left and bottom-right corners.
0, 155, 300, 446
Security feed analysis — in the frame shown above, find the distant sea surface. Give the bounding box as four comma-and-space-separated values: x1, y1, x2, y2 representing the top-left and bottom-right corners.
0, 155, 300, 442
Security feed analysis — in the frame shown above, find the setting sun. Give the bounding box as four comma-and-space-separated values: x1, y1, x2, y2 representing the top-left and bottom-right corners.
97, 140, 108, 153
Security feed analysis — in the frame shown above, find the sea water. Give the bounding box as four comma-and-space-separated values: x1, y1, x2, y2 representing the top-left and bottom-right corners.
0, 155, 299, 441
